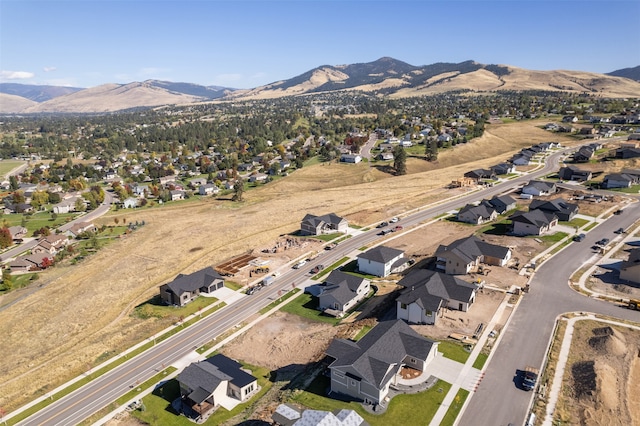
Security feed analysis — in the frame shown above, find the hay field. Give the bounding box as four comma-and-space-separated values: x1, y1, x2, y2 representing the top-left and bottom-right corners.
0, 120, 577, 412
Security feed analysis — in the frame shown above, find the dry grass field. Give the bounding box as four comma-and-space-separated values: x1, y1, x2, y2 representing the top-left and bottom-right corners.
0, 119, 580, 412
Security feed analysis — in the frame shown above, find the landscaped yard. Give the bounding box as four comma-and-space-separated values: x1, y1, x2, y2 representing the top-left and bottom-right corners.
279, 292, 341, 325
291, 374, 452, 426
2, 212, 77, 236
437, 340, 471, 364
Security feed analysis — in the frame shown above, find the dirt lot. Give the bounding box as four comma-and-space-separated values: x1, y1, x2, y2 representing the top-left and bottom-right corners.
553, 319, 640, 425
0, 119, 584, 412
586, 230, 640, 300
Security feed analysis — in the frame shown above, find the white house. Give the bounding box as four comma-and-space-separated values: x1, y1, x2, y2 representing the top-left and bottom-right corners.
356, 246, 408, 277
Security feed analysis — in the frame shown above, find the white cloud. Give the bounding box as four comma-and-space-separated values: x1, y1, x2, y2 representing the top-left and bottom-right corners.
43, 67, 57, 72
0, 70, 35, 80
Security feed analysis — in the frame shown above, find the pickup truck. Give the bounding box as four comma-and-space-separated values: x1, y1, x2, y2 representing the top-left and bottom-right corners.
522, 366, 539, 391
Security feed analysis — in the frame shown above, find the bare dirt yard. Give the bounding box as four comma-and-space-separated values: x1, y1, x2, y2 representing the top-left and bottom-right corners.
0, 119, 583, 412
553, 319, 640, 425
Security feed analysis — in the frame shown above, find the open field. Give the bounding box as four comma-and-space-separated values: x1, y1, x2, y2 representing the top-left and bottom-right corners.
0, 120, 582, 412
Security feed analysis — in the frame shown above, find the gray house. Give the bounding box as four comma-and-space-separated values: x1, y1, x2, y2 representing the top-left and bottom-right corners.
457, 203, 497, 224
177, 354, 258, 421
435, 235, 512, 275
300, 213, 348, 236
510, 210, 558, 236
272, 404, 368, 426
318, 270, 370, 315
529, 198, 579, 221
487, 194, 517, 214
521, 180, 557, 197
396, 270, 478, 324
356, 246, 409, 277
602, 173, 639, 189
325, 319, 438, 405
558, 165, 592, 181
159, 266, 225, 306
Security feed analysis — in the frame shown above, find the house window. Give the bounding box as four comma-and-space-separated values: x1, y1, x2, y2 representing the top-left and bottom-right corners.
350, 380, 357, 386
425, 310, 432, 316
335, 372, 344, 378
400, 303, 407, 310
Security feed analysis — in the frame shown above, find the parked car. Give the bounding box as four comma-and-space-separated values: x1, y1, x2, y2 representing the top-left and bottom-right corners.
310, 264, 325, 274
615, 227, 625, 234
522, 366, 539, 391
613, 209, 623, 215
394, 225, 403, 231
596, 238, 610, 246
378, 229, 392, 236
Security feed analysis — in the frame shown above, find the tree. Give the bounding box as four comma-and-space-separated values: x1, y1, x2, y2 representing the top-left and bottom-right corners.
9, 175, 19, 191
0, 227, 12, 248
393, 145, 407, 176
232, 179, 244, 202
426, 139, 438, 161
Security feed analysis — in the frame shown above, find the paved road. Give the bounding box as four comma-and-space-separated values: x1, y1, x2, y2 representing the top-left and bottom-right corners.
460, 201, 640, 426
15, 147, 578, 425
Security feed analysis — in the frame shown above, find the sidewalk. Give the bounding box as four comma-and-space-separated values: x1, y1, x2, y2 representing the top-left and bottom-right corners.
429, 288, 518, 425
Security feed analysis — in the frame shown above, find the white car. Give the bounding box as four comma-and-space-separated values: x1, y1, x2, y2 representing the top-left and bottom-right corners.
293, 260, 307, 269
390, 217, 399, 223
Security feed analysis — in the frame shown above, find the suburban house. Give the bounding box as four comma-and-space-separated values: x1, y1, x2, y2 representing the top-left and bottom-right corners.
170, 190, 186, 201
510, 152, 532, 166
176, 354, 258, 422
573, 146, 596, 162
31, 234, 69, 255
318, 270, 370, 315
356, 246, 409, 277
558, 165, 593, 182
378, 152, 394, 161
616, 147, 640, 159
529, 198, 579, 221
272, 404, 368, 426
490, 163, 516, 175
486, 194, 517, 214
9, 253, 54, 272
340, 153, 362, 163
602, 173, 639, 189
457, 203, 498, 225
521, 180, 557, 197
324, 319, 438, 405
619, 248, 640, 284
509, 210, 558, 236
396, 270, 478, 324
159, 266, 225, 306
199, 184, 219, 196
300, 213, 348, 236
248, 173, 268, 183
123, 197, 139, 209
435, 235, 512, 275
8, 226, 27, 241
464, 169, 496, 182
67, 222, 97, 238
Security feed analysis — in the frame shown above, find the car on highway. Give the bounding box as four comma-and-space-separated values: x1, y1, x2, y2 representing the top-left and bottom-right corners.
390, 217, 399, 223
377, 221, 389, 228
309, 264, 325, 274
293, 260, 307, 269
573, 233, 585, 242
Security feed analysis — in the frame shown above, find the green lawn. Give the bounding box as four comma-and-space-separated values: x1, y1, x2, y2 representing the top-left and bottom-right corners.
292, 374, 452, 426
133, 363, 272, 425
440, 388, 470, 426
438, 341, 471, 363
354, 325, 372, 341
0, 160, 25, 176
609, 184, 640, 194
1, 212, 77, 236
258, 288, 300, 315
279, 292, 341, 325
535, 231, 569, 244
472, 353, 489, 370
560, 218, 589, 229
133, 295, 220, 319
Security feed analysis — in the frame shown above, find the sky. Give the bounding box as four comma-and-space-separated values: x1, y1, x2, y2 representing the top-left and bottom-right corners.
1, 0, 639, 89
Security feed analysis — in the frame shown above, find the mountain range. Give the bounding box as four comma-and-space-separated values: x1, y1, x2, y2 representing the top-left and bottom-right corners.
1, 58, 639, 114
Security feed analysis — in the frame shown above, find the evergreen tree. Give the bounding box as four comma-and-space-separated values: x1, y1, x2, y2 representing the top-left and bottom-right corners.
393, 146, 407, 176
232, 179, 244, 202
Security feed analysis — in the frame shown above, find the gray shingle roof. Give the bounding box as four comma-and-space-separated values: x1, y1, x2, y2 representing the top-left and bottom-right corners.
164, 266, 223, 297
510, 209, 557, 227
321, 271, 368, 305
435, 235, 510, 264
325, 320, 436, 389
529, 198, 578, 216
356, 246, 404, 263
396, 270, 477, 307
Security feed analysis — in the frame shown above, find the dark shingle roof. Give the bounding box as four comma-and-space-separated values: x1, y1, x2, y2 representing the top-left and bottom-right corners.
510, 209, 557, 226
325, 320, 436, 389
621, 248, 640, 270
357, 246, 404, 263
396, 270, 477, 307
435, 235, 510, 264
163, 266, 223, 297
322, 271, 368, 305
529, 198, 578, 216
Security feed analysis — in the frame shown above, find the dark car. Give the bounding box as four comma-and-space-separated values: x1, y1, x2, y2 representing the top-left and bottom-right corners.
377, 221, 389, 228
573, 233, 586, 242
613, 209, 623, 215
615, 227, 625, 234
